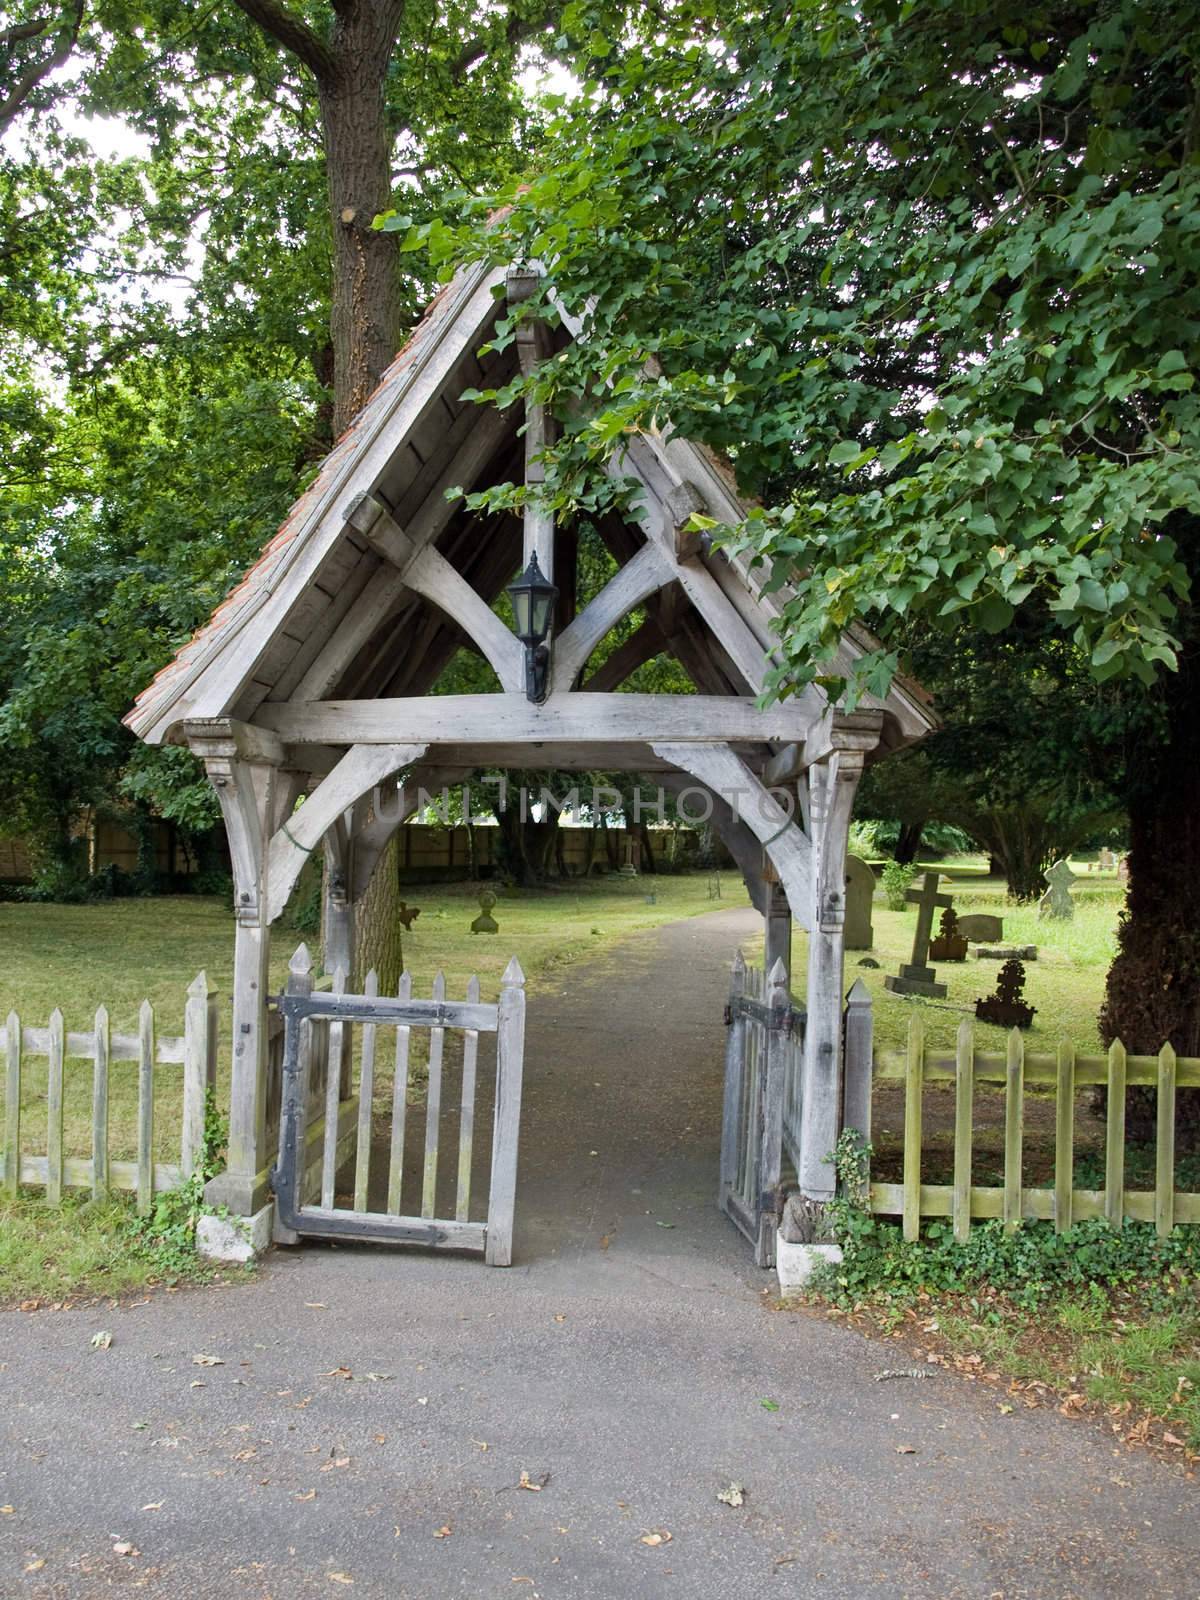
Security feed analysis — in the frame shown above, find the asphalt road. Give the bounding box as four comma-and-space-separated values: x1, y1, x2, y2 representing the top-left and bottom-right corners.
1, 908, 1195, 1599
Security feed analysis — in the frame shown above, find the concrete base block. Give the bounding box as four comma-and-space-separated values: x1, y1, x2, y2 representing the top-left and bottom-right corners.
197, 1202, 274, 1264
775, 1236, 842, 1296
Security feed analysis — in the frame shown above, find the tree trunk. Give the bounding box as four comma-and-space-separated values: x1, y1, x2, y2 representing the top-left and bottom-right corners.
318, 11, 404, 437
315, 4, 406, 990
1102, 626, 1200, 1143
894, 820, 924, 864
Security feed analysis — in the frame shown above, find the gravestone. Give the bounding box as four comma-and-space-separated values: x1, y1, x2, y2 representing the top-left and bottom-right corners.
975, 944, 1038, 961
1118, 855, 1130, 883
470, 888, 499, 935
397, 902, 421, 931
883, 871, 953, 999
957, 912, 1003, 943
1095, 847, 1117, 872
843, 854, 875, 950
1038, 858, 1079, 920
976, 958, 1036, 1029
929, 905, 968, 962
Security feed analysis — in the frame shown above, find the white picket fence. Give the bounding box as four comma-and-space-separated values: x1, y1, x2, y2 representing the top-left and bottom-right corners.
2, 973, 218, 1212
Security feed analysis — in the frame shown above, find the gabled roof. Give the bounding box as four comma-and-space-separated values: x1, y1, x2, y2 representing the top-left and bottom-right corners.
126, 256, 934, 752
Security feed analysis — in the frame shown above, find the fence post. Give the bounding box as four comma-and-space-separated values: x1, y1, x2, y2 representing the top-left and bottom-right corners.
137, 1000, 155, 1215
1003, 1029, 1024, 1234
953, 1019, 974, 1244
841, 979, 873, 1150
1105, 1038, 1126, 1228
902, 1014, 923, 1243
486, 957, 526, 1267
47, 1008, 65, 1208
5, 1010, 20, 1199
92, 1005, 110, 1199
719, 951, 748, 1210
183, 972, 216, 1179
1156, 1042, 1176, 1238
756, 958, 790, 1268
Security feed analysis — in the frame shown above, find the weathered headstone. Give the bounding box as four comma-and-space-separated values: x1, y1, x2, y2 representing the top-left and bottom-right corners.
1038, 858, 1079, 920
957, 913, 1004, 943
470, 888, 499, 935
1096, 847, 1117, 872
1117, 855, 1130, 883
976, 958, 1036, 1029
843, 854, 875, 950
883, 871, 953, 999
975, 944, 1038, 961
929, 905, 968, 962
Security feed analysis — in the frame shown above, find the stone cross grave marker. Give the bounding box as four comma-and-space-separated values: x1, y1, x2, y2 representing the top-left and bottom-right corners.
884, 871, 953, 999
1038, 858, 1079, 921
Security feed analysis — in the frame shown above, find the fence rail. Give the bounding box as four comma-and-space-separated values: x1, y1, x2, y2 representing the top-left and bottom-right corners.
2, 973, 218, 1212
867, 1014, 1200, 1242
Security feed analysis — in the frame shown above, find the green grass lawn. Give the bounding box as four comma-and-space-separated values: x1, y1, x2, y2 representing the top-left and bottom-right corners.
0, 871, 745, 1170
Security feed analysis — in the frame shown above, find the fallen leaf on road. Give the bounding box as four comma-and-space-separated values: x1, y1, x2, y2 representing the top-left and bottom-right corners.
1164, 1431, 1186, 1447
895, 1445, 917, 1455
141, 1502, 163, 1512
472, 1440, 489, 1452
305, 1303, 327, 1309
433, 1525, 452, 1539
716, 1483, 745, 1508
323, 1367, 353, 1380
415, 1397, 429, 1406
0, 1505, 13, 1514
25, 1559, 45, 1573
192, 1354, 223, 1367
655, 1221, 675, 1229
296, 1490, 316, 1502
328, 1573, 354, 1585
759, 1399, 780, 1412
358, 1372, 393, 1383
997, 1403, 1014, 1415
319, 1457, 351, 1472
553, 1314, 566, 1323
640, 1531, 672, 1547
518, 1471, 549, 1492
91, 1330, 113, 1350
190, 1381, 206, 1389
112, 1542, 140, 1557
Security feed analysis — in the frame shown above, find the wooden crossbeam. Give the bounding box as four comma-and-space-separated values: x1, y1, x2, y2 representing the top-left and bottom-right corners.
552, 541, 671, 691
253, 692, 823, 747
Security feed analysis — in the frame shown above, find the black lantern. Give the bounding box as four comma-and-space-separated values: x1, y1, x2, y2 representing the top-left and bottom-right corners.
507, 553, 558, 703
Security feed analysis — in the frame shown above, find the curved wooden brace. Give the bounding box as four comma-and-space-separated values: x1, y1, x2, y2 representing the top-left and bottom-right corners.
651, 741, 812, 931
265, 742, 428, 921
405, 546, 525, 692
348, 763, 474, 901
552, 541, 671, 692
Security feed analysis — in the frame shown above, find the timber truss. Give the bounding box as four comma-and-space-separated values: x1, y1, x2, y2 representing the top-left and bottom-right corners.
128, 257, 936, 1217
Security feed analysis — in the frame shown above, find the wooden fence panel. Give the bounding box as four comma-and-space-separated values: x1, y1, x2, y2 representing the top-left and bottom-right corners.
865, 1003, 1200, 1238
0, 976, 217, 1207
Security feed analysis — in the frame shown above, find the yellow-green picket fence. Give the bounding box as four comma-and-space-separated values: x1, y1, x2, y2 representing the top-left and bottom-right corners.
868, 1016, 1199, 1242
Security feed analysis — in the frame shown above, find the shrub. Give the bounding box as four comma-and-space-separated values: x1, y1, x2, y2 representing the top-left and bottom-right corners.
880, 859, 919, 910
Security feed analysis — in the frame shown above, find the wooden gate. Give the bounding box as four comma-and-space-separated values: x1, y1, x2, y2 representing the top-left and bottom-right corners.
271, 946, 526, 1266
720, 953, 805, 1266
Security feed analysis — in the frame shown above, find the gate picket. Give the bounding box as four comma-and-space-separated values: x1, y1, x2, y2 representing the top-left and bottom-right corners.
387, 971, 412, 1214
353, 969, 379, 1213
422, 972, 446, 1219
456, 975, 481, 1222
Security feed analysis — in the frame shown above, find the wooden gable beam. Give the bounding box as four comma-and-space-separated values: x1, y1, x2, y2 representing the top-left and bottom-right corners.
508, 267, 556, 579
255, 691, 824, 747
349, 495, 524, 692
762, 708, 885, 787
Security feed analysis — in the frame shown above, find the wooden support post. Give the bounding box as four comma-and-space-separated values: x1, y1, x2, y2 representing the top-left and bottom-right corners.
798, 745, 866, 1200
186, 718, 282, 1216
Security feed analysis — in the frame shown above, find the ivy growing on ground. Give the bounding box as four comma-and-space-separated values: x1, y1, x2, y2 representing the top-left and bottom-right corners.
123, 1091, 231, 1282
815, 1130, 1200, 1312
